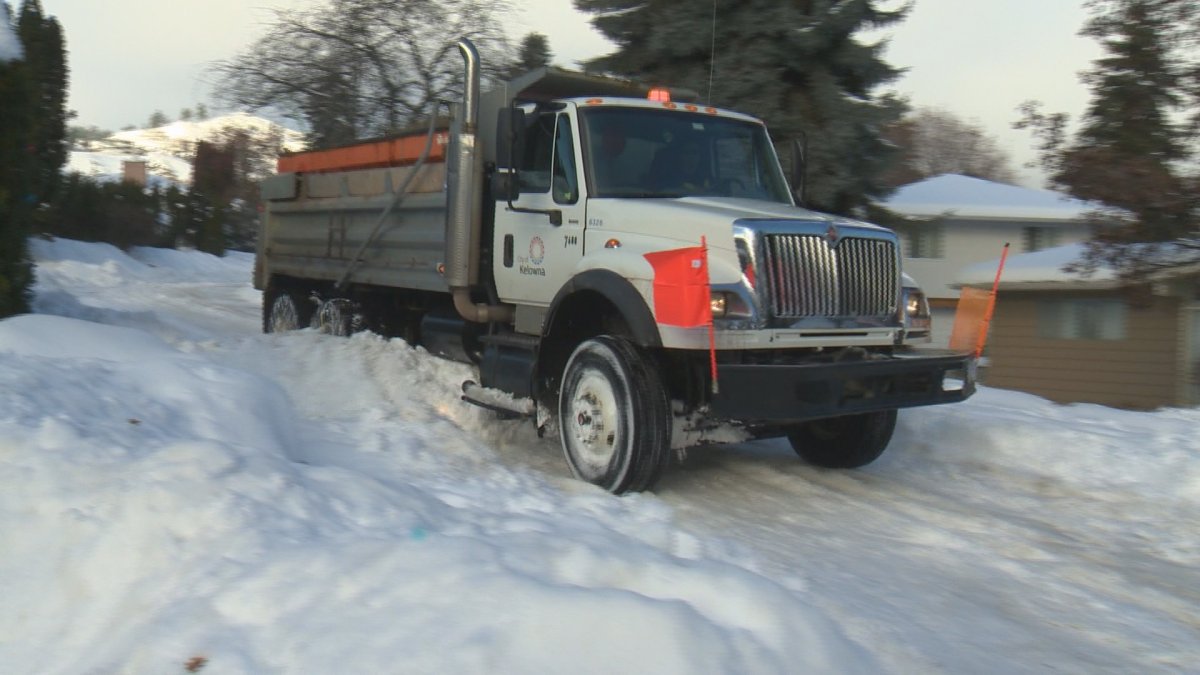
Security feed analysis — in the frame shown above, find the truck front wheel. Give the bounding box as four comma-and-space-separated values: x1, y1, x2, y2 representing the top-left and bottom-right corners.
787, 409, 897, 468
558, 337, 671, 494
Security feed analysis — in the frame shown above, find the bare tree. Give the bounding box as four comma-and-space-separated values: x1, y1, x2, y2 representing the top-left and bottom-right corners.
883, 107, 1017, 187
212, 0, 513, 148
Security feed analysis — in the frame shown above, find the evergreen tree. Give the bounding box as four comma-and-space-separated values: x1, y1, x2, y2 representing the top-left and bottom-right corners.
511, 32, 552, 76
1018, 0, 1200, 277
181, 141, 237, 255
148, 110, 169, 127
16, 0, 67, 205
0, 2, 37, 317
41, 174, 163, 249
574, 0, 910, 215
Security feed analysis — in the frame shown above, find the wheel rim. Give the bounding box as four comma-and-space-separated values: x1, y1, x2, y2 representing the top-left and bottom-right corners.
269, 294, 300, 332
563, 369, 622, 480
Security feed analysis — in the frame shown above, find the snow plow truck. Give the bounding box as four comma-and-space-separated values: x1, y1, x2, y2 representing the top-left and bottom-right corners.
254, 38, 976, 493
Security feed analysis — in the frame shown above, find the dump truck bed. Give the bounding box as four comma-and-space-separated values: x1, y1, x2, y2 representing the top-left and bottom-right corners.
258, 133, 452, 293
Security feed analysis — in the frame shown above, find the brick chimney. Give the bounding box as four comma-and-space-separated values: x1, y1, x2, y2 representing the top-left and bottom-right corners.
122, 160, 148, 186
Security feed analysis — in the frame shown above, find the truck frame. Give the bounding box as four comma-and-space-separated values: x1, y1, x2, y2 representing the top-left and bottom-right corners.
254, 38, 975, 493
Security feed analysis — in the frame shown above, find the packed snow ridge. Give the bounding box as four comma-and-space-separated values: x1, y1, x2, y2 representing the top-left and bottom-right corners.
0, 237, 1197, 673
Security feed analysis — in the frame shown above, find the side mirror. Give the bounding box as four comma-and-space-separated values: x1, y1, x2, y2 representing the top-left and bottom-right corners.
495, 106, 526, 170
790, 135, 807, 206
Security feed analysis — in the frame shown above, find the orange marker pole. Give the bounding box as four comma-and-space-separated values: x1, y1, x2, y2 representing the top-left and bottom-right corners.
975, 243, 1010, 358
702, 236, 719, 394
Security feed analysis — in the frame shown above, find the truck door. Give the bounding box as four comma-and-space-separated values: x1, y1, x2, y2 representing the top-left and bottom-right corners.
493, 110, 586, 306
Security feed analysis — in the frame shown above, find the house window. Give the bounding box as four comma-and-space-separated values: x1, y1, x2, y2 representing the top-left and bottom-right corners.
1023, 226, 1061, 252
905, 225, 944, 259
1037, 298, 1127, 340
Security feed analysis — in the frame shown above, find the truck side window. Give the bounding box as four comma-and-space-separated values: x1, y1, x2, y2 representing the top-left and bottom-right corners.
552, 114, 579, 204
518, 113, 555, 193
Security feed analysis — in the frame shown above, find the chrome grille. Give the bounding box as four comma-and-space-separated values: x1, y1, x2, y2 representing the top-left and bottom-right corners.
761, 235, 898, 318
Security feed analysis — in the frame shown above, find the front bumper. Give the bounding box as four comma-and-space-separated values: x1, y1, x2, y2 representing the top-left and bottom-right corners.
708, 349, 975, 423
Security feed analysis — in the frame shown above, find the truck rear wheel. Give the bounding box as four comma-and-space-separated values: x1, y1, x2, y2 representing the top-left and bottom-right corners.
558, 336, 671, 494
263, 283, 314, 334
787, 409, 897, 468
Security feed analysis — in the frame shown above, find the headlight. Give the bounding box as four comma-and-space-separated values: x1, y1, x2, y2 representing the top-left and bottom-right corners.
902, 288, 931, 332
710, 293, 728, 318
906, 293, 924, 317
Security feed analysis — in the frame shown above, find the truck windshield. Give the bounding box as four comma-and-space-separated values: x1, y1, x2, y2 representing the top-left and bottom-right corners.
580, 106, 793, 203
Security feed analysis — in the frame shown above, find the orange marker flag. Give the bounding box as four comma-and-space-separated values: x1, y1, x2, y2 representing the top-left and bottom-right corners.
644, 237, 719, 392
949, 243, 1010, 358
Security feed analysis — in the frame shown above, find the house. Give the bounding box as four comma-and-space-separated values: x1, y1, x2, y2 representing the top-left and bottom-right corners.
957, 243, 1200, 410
881, 174, 1096, 346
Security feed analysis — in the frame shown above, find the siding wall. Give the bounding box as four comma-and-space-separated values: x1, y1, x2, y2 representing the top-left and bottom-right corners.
900, 218, 1093, 300
985, 291, 1182, 409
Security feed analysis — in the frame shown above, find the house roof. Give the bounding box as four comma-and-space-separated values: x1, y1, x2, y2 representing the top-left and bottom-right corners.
958, 241, 1200, 291
957, 243, 1117, 290
884, 174, 1096, 222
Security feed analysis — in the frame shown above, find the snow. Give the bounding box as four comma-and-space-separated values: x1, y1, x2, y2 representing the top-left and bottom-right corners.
957, 241, 1111, 287
885, 174, 1097, 221
3, 237, 1199, 673
958, 239, 1200, 288
107, 113, 305, 158
68, 113, 305, 186
66, 149, 194, 187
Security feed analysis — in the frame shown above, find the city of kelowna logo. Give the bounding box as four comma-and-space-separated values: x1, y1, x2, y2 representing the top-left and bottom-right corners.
521, 236, 547, 276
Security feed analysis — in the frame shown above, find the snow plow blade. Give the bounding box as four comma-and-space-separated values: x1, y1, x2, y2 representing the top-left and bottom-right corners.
709, 350, 976, 423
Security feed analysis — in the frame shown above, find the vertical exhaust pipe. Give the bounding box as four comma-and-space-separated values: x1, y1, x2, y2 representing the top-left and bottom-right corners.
446, 37, 514, 324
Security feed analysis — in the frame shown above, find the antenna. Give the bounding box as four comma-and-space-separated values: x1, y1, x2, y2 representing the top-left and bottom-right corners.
706, 0, 717, 104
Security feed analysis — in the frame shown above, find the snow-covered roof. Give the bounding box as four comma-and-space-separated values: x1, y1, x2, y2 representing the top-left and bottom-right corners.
958, 242, 1115, 289
67, 112, 306, 187
958, 240, 1200, 290
884, 174, 1096, 222
108, 112, 305, 155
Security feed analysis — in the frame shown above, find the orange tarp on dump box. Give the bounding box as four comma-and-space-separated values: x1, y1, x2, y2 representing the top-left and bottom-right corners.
277, 132, 449, 174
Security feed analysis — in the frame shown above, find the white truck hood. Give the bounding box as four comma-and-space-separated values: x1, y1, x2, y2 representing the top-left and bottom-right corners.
585, 196, 891, 252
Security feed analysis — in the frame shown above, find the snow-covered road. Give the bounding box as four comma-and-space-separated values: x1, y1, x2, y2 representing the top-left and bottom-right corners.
2, 237, 1196, 673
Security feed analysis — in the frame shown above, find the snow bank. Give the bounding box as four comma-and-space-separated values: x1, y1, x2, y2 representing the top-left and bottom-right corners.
0, 240, 875, 673
10, 236, 1199, 673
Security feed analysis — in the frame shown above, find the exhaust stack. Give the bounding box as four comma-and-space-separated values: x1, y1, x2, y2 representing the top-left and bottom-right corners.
445, 38, 514, 324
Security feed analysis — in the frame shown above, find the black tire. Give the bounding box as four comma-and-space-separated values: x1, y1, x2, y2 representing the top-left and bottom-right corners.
787, 409, 897, 468
317, 298, 355, 336
263, 282, 314, 334
558, 336, 672, 494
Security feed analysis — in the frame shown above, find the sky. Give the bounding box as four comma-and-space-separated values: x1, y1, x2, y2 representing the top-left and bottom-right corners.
2, 235, 1197, 672
0, 8, 21, 60
29, 0, 1101, 187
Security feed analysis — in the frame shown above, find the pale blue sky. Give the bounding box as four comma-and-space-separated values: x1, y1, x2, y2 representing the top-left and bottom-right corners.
34, 0, 1100, 187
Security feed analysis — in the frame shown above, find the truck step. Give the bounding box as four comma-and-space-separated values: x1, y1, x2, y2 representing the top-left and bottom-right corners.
478, 332, 541, 350
461, 380, 536, 419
